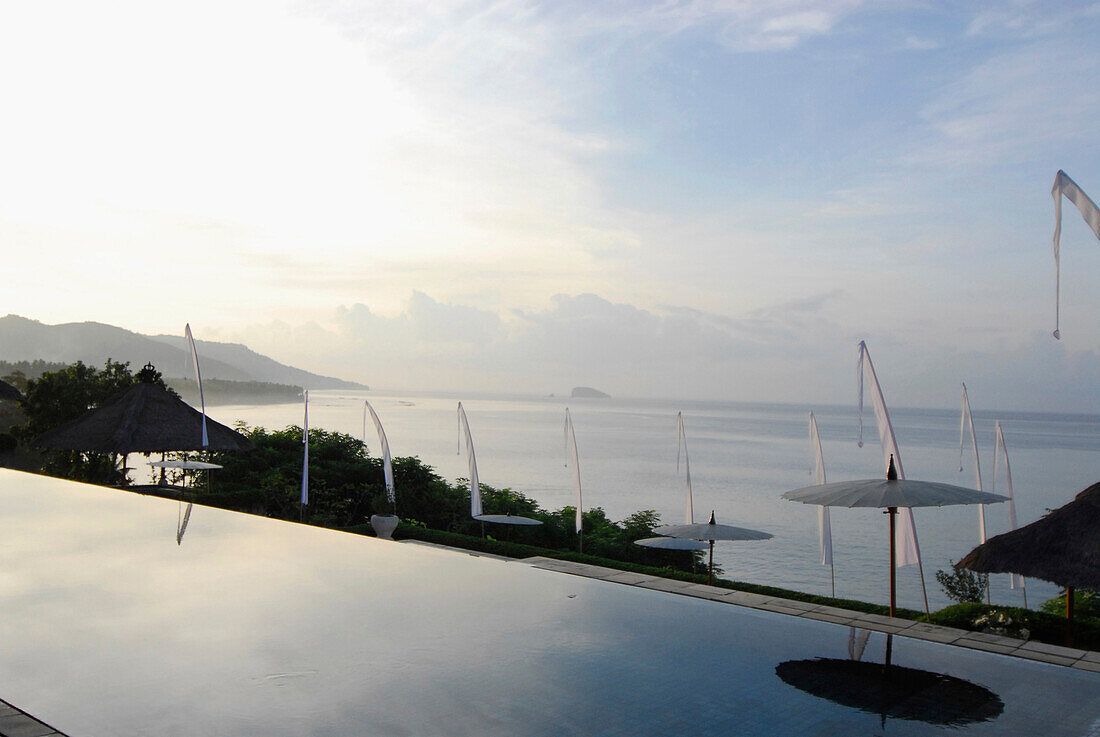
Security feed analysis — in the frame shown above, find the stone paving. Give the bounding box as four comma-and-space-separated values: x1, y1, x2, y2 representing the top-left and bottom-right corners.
516, 554, 1100, 673
0, 699, 66, 737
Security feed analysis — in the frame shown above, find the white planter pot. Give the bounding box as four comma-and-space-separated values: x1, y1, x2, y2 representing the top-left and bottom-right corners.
370, 514, 399, 540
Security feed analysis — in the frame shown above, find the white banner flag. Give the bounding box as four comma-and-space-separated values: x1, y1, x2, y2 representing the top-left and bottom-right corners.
993, 421, 1026, 592
564, 409, 583, 533
677, 412, 694, 524
301, 390, 309, 506
458, 403, 481, 518
809, 411, 832, 566
1052, 170, 1100, 339
365, 400, 395, 506
958, 383, 986, 543
184, 323, 208, 448
858, 341, 921, 568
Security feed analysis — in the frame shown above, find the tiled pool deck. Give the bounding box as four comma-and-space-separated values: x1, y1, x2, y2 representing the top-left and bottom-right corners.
405, 539, 1100, 672
0, 699, 65, 737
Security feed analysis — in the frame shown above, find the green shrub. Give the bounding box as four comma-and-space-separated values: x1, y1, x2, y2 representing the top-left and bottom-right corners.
930, 603, 1100, 650
936, 564, 987, 604
1040, 590, 1100, 619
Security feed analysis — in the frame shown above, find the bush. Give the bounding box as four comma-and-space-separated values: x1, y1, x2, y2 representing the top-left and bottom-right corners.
929, 603, 1100, 650
936, 564, 987, 604
1041, 589, 1100, 619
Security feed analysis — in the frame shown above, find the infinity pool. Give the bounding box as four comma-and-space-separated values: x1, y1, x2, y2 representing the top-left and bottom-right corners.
0, 469, 1097, 736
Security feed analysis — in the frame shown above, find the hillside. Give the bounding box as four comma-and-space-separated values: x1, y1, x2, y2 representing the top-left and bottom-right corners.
0, 315, 366, 390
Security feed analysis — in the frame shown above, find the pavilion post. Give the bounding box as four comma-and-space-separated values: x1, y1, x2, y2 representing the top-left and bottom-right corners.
1066, 586, 1076, 647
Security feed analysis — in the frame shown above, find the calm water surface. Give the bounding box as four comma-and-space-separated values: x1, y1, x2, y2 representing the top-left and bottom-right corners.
198, 391, 1100, 612
1, 469, 1097, 736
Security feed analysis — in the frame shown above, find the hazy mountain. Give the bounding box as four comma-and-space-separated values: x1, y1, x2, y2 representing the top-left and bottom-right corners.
0, 315, 365, 390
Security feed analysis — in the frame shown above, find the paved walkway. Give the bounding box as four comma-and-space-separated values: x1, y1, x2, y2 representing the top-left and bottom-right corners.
512, 554, 1100, 672
0, 699, 67, 737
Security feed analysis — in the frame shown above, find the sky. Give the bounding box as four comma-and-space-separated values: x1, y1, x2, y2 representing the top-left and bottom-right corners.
2, 1, 1100, 411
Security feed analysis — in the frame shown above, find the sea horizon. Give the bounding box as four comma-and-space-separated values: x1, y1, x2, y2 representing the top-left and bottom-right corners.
184, 388, 1100, 614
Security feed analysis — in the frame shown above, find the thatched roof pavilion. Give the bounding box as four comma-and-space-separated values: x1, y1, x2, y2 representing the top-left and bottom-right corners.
957, 481, 1100, 591
34, 381, 254, 454
0, 379, 22, 403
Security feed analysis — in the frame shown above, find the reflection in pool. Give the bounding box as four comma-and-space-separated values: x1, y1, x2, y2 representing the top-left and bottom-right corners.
0, 469, 1097, 736
776, 632, 1004, 727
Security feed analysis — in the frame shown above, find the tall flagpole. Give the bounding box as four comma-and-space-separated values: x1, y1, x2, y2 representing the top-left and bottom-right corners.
993, 421, 1027, 608
458, 403, 482, 521
677, 412, 694, 524
858, 341, 930, 617
809, 411, 834, 598
1051, 170, 1100, 339
959, 383, 990, 603
300, 390, 309, 521
564, 408, 583, 553
184, 324, 208, 449
365, 400, 395, 514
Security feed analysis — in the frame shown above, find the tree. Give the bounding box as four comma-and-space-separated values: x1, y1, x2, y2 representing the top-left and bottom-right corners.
9, 359, 174, 484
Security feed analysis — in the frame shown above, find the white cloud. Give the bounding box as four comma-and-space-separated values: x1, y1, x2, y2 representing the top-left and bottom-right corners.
904, 41, 1100, 167
216, 290, 1100, 412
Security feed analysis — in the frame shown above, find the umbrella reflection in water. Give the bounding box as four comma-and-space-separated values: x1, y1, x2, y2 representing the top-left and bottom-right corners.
775, 630, 1004, 728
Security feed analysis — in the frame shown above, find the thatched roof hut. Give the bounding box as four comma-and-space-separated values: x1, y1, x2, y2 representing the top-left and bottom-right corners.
0, 379, 22, 403
956, 481, 1100, 591
34, 381, 254, 453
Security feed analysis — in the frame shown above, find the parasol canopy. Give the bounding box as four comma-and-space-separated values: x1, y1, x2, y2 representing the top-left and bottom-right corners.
634, 537, 708, 551
650, 511, 772, 584
34, 381, 254, 454
473, 513, 543, 526
782, 456, 1006, 616
956, 481, 1100, 592
781, 478, 1008, 509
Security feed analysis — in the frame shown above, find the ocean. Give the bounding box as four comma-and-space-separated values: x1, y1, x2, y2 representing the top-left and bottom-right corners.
200, 390, 1100, 612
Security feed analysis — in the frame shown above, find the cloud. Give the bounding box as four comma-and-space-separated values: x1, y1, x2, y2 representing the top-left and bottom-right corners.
227, 290, 852, 400
904, 40, 1100, 167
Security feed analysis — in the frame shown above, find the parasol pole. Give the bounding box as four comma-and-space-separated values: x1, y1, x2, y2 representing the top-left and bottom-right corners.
888, 507, 897, 617
708, 540, 714, 586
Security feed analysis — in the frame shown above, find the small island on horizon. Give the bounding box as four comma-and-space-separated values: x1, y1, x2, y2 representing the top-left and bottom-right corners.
571, 386, 610, 399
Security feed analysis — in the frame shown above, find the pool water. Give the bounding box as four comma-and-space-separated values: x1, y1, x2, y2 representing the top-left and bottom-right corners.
1, 469, 1097, 736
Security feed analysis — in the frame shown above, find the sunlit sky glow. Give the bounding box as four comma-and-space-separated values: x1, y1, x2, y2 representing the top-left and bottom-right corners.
2, 1, 1100, 410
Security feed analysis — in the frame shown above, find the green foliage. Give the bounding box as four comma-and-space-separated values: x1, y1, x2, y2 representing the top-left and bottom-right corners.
6, 359, 175, 484
935, 564, 987, 604
930, 603, 1100, 651
210, 424, 378, 527
1040, 589, 1100, 619
202, 425, 702, 572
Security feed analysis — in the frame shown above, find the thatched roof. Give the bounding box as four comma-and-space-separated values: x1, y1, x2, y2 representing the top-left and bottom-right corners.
956, 482, 1100, 590
34, 382, 254, 453
0, 379, 22, 402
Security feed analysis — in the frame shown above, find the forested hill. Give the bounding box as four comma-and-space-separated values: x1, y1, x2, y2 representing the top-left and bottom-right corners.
0, 315, 366, 390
